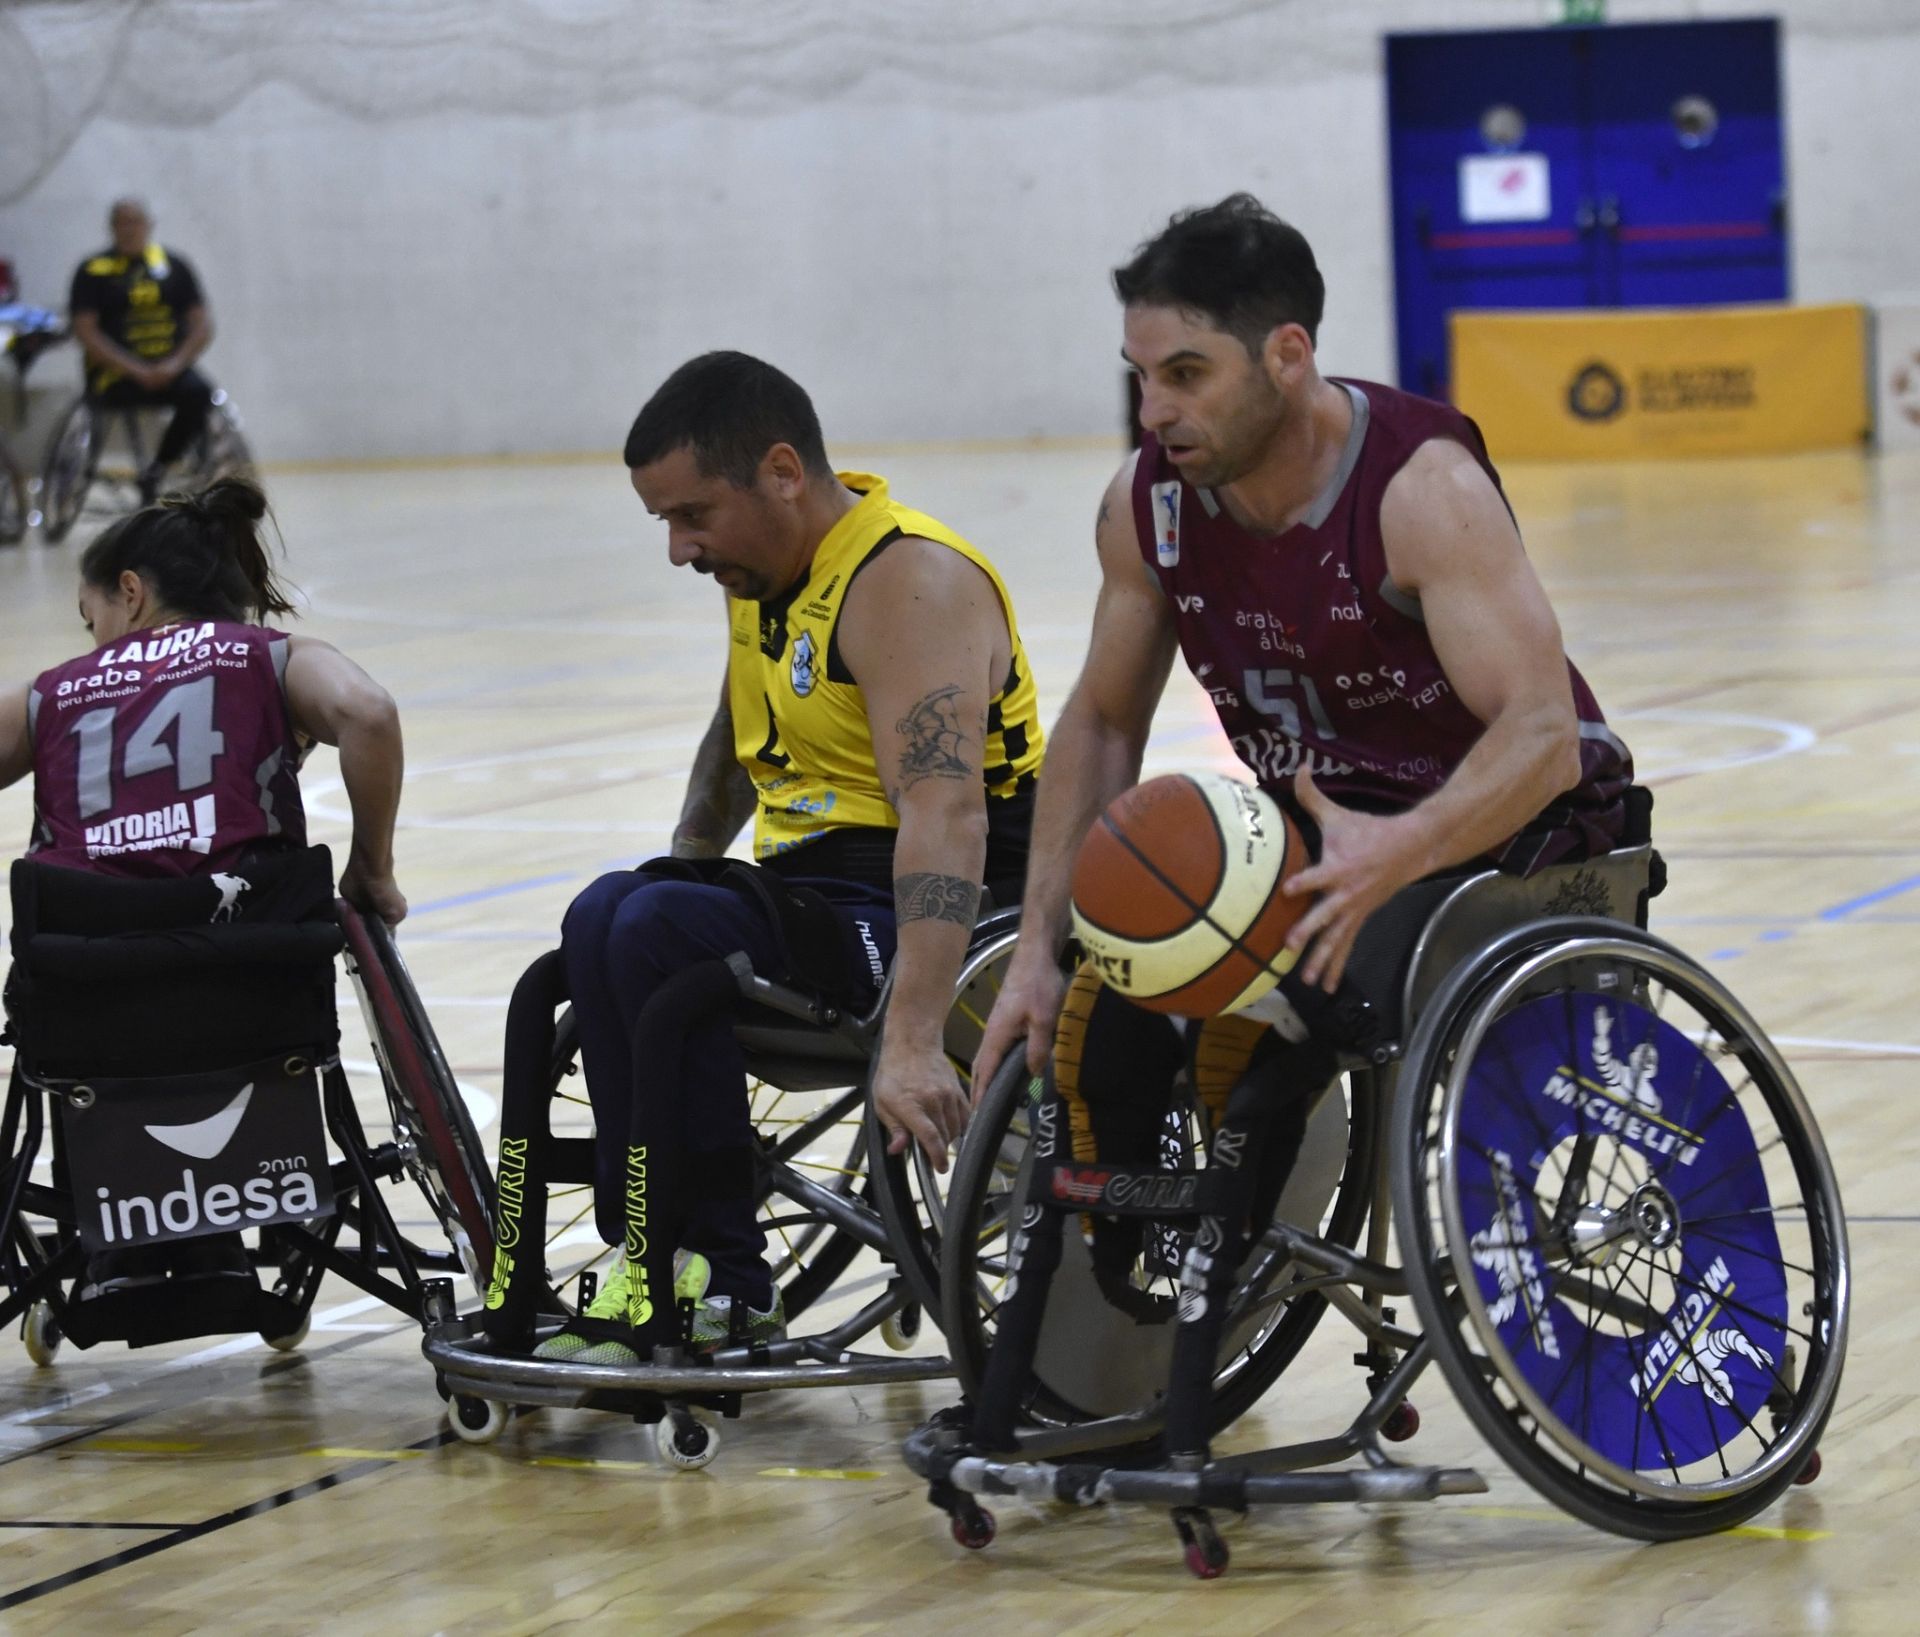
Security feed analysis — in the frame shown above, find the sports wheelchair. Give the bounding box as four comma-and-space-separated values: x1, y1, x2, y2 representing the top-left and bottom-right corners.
423, 865, 1022, 1465
1, 846, 495, 1367
38, 380, 254, 544
910, 805, 1849, 1576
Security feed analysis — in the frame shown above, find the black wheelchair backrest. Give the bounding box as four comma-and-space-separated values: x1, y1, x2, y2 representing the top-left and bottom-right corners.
6, 845, 343, 1079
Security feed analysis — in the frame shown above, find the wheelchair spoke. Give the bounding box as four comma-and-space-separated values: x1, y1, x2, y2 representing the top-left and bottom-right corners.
1682, 1220, 1817, 1279
546, 1195, 596, 1250
790, 1158, 863, 1179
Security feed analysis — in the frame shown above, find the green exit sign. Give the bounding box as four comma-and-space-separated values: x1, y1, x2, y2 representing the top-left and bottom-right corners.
1561, 0, 1606, 21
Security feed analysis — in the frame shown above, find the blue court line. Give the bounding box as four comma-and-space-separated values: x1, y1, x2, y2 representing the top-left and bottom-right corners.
1700, 869, 1920, 961
406, 872, 576, 918
1817, 873, 1920, 922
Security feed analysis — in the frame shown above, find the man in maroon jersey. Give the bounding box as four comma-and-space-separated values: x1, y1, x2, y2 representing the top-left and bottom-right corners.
974, 193, 1633, 1165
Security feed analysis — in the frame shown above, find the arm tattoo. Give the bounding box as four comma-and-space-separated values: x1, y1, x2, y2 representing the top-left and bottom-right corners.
1098, 494, 1111, 530
896, 871, 980, 928
895, 684, 974, 792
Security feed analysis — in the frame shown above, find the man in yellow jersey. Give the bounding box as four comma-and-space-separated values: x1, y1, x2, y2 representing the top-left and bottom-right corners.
535, 352, 1044, 1363
68, 199, 217, 504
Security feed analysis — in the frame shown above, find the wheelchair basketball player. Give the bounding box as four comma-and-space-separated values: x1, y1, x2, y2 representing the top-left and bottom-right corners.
969, 194, 1639, 1361
522, 352, 1045, 1365
0, 476, 408, 1295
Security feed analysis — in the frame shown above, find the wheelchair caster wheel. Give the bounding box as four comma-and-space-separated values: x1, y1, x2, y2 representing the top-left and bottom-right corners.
1382, 1401, 1420, 1443
1793, 1448, 1822, 1486
263, 1310, 312, 1352
1184, 1538, 1230, 1580
882, 1302, 921, 1352
1174, 1508, 1228, 1578
656, 1411, 718, 1471
448, 1395, 508, 1445
950, 1504, 995, 1550
22, 1302, 62, 1367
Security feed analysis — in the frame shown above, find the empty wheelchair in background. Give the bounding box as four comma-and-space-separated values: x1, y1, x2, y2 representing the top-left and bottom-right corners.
913, 814, 1848, 1575
38, 382, 254, 543
424, 880, 1023, 1463
1, 845, 495, 1368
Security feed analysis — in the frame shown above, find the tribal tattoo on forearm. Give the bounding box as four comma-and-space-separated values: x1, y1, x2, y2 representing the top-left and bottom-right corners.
895, 684, 975, 793
895, 871, 980, 928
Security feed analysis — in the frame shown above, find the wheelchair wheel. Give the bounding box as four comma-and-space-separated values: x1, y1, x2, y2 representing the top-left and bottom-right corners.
342, 906, 497, 1296
540, 1010, 872, 1326
22, 1301, 62, 1367
864, 914, 1022, 1320
263, 1309, 312, 1352
184, 393, 255, 486
448, 1393, 509, 1445
942, 1048, 1375, 1429
0, 441, 26, 544
38, 396, 95, 543
1391, 917, 1848, 1540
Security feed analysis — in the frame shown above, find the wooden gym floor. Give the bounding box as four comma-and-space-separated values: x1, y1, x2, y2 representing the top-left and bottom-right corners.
1, 442, 1917, 1633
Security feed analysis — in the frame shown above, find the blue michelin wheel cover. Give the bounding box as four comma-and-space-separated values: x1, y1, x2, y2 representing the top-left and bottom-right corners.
1454, 992, 1787, 1471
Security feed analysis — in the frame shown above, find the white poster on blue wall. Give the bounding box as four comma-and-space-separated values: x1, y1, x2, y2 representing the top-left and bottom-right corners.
1459, 154, 1552, 223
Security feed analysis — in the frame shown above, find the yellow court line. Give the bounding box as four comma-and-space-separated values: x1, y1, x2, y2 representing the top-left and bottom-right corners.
83, 1439, 201, 1453
1452, 1505, 1829, 1542
757, 1467, 885, 1481
527, 1455, 657, 1473
305, 1447, 431, 1461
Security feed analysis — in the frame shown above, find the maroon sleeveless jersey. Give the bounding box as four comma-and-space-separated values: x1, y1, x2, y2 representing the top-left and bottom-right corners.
26, 620, 307, 877
1130, 378, 1632, 872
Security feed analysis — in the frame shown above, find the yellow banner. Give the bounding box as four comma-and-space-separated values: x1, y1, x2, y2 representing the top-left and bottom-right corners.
1451, 303, 1869, 460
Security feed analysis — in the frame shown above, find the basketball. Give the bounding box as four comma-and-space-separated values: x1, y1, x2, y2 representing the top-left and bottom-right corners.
1068, 772, 1310, 1016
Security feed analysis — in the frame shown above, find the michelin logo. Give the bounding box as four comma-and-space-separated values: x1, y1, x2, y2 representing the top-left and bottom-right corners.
1592, 1005, 1660, 1114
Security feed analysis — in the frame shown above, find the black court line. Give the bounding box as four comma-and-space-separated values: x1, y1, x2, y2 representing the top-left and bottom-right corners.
0, 1426, 458, 1610
0, 1520, 194, 1531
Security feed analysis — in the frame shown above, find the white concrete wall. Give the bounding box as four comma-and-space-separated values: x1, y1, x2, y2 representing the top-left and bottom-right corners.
1, 0, 1915, 461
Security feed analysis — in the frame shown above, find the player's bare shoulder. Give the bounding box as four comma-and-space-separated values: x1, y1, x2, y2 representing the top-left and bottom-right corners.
1096, 449, 1159, 592
836, 533, 1007, 685
1379, 436, 1521, 593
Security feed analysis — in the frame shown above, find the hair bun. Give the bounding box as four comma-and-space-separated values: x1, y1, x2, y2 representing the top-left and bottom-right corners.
197, 475, 269, 525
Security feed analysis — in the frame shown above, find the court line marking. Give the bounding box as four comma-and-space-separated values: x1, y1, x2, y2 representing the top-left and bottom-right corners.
407, 873, 576, 916
338, 1055, 497, 1131
0, 1519, 195, 1531
1612, 708, 1818, 784
1449, 1504, 1829, 1542
1772, 1036, 1920, 1058
758, 1467, 885, 1481
1817, 873, 1920, 920
0, 1427, 460, 1612
0, 1294, 399, 1462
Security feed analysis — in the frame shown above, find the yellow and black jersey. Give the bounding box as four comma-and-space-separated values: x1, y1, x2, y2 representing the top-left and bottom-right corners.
727, 472, 1044, 894
69, 243, 204, 391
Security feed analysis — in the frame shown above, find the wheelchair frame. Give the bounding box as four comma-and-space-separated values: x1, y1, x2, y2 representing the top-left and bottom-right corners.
1, 899, 495, 1362
422, 910, 1026, 1465
37, 385, 254, 543
908, 846, 1850, 1576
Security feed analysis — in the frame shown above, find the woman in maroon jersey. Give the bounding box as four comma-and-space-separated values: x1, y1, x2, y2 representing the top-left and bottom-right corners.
0, 478, 407, 925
